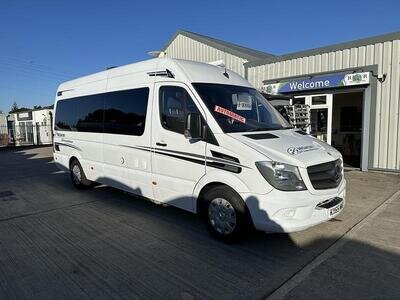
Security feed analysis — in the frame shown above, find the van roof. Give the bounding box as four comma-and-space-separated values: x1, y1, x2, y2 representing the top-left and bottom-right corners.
57, 57, 252, 93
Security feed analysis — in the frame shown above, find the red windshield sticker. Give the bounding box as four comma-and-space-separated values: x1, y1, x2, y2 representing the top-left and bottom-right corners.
214, 105, 246, 124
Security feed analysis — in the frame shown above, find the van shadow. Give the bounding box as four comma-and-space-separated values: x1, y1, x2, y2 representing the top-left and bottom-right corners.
91, 176, 293, 250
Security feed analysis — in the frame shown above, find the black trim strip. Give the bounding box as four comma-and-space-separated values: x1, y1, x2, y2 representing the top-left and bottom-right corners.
207, 161, 241, 174
155, 147, 246, 167
55, 142, 81, 151
155, 151, 206, 166
119, 144, 247, 173
128, 145, 247, 168
210, 150, 239, 163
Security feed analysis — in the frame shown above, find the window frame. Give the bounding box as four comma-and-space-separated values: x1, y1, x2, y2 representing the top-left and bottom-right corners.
158, 85, 202, 135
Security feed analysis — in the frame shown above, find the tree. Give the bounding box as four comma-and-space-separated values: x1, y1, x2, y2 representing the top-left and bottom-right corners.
33, 105, 42, 109
10, 102, 19, 113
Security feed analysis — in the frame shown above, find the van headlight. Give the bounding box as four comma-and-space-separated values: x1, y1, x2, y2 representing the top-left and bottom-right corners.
255, 161, 307, 191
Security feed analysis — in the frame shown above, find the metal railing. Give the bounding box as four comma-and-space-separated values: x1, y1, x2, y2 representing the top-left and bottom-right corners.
0, 124, 53, 147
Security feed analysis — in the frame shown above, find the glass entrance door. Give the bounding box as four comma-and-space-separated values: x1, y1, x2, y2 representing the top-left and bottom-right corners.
292, 94, 333, 144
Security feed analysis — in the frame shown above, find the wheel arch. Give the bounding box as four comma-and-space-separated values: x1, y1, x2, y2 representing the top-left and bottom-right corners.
193, 170, 250, 214
69, 155, 79, 168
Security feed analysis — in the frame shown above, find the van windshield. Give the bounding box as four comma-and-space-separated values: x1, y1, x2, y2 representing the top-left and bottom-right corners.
192, 83, 292, 133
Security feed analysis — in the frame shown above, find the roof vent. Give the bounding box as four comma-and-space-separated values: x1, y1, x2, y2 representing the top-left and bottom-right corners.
147, 69, 175, 78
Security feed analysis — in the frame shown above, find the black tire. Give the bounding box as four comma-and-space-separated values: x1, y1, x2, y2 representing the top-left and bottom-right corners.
201, 185, 251, 243
70, 159, 92, 189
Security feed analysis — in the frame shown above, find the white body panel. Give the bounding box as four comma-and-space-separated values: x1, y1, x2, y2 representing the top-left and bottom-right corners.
54, 57, 346, 233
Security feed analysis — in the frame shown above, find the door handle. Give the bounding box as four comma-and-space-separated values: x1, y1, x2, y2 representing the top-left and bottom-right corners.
156, 142, 167, 147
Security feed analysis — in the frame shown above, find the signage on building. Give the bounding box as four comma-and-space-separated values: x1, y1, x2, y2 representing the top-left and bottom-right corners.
263, 72, 370, 94
18, 112, 29, 118
16, 111, 33, 121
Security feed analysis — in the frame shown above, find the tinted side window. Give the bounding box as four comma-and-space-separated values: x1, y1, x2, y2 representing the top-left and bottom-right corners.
159, 86, 200, 134
55, 99, 77, 131
76, 94, 104, 132
55, 95, 104, 132
104, 88, 149, 136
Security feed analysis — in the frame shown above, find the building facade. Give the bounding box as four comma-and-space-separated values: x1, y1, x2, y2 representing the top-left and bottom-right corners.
9, 107, 53, 146
162, 30, 275, 77
161, 30, 400, 172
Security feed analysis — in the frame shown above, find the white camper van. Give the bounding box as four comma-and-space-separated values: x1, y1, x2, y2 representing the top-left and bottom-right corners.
53, 58, 345, 242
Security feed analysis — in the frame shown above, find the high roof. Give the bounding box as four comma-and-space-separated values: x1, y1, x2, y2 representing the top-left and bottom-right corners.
245, 31, 400, 67
162, 30, 275, 61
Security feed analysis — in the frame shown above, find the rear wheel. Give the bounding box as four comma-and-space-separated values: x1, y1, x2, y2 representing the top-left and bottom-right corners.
70, 159, 92, 189
202, 185, 250, 243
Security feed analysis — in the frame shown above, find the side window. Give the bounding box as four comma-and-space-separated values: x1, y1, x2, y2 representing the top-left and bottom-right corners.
55, 88, 150, 135
104, 87, 149, 136
76, 94, 104, 132
55, 99, 77, 131
159, 86, 200, 134
55, 95, 104, 132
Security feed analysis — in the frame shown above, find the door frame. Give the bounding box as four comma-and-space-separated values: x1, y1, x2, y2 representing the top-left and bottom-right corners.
151, 81, 207, 212
292, 93, 333, 145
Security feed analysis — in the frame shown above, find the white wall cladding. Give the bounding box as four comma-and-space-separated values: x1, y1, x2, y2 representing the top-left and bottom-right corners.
164, 34, 247, 76
247, 40, 400, 170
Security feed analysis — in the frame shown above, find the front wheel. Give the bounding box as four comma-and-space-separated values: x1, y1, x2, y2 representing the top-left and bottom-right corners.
70, 159, 93, 189
202, 186, 251, 243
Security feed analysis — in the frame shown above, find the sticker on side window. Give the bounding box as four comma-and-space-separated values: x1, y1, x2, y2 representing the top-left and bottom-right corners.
214, 105, 246, 123
236, 94, 252, 110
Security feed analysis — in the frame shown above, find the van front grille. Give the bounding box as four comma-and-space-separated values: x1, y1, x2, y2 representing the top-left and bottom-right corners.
307, 159, 342, 190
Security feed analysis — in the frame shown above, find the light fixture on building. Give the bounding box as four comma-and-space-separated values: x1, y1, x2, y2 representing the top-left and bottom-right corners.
370, 71, 387, 83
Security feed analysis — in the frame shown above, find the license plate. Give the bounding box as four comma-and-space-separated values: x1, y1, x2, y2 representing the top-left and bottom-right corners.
329, 201, 344, 217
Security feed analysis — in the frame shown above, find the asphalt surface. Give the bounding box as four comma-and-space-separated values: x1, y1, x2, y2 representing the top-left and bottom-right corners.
0, 146, 399, 299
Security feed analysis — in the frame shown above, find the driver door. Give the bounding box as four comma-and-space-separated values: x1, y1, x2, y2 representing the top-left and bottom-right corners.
151, 82, 207, 212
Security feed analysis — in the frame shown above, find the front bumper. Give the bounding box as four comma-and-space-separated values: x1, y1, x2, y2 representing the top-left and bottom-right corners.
242, 179, 346, 233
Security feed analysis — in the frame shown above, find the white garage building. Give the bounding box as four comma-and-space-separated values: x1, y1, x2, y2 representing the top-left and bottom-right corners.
161, 30, 400, 172
9, 107, 53, 146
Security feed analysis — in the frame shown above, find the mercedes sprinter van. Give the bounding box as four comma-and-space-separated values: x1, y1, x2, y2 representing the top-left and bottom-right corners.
53, 57, 345, 242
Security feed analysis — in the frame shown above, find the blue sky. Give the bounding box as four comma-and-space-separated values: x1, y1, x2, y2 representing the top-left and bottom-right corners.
0, 0, 399, 113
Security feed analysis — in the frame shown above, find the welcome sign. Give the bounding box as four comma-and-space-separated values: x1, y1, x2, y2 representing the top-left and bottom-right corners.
263, 72, 370, 94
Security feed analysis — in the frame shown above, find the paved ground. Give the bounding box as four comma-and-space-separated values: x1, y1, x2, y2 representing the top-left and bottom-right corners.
0, 146, 399, 299
278, 190, 400, 300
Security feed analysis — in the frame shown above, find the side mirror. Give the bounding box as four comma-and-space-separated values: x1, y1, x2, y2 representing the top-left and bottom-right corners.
184, 113, 202, 139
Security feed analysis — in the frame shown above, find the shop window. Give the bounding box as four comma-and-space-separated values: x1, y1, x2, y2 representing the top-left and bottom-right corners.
293, 97, 305, 105
312, 96, 326, 105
